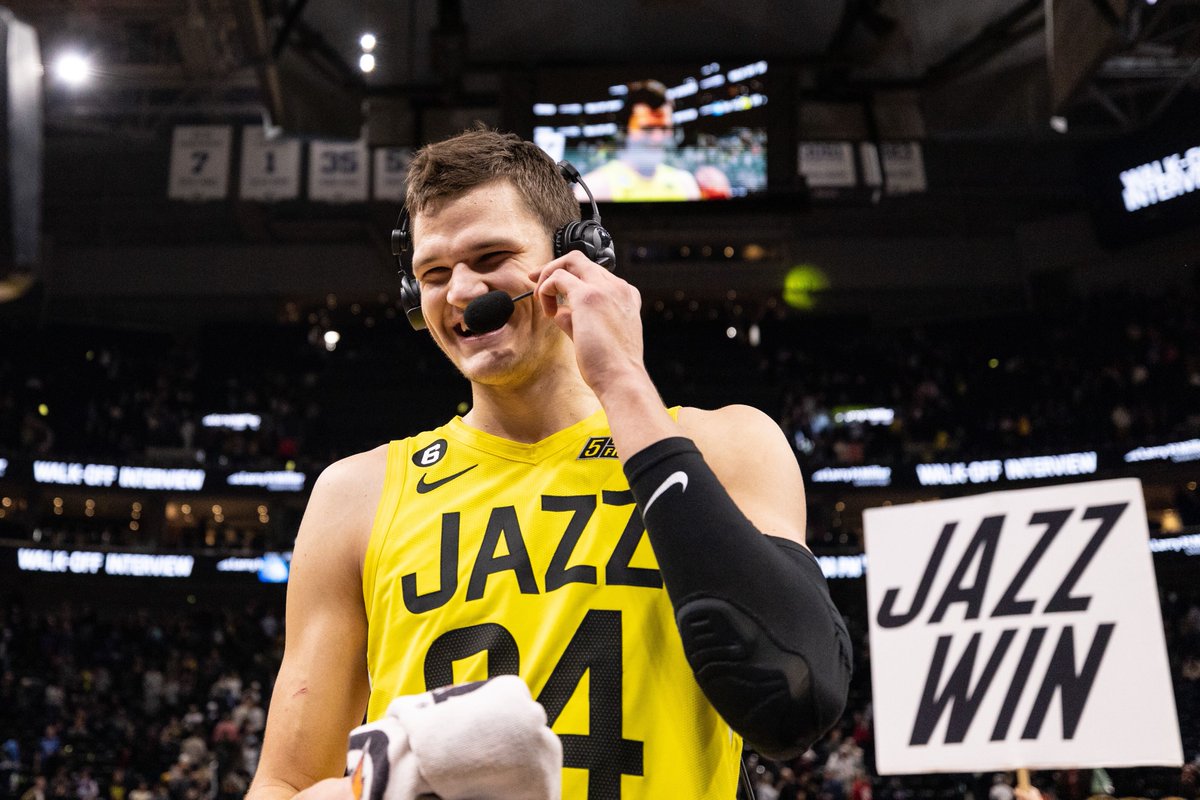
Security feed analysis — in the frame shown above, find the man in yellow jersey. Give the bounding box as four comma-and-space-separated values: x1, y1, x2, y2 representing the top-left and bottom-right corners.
248, 128, 850, 800
579, 80, 704, 202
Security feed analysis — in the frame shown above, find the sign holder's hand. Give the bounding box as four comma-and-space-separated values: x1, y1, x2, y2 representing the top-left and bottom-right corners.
1015, 770, 1041, 800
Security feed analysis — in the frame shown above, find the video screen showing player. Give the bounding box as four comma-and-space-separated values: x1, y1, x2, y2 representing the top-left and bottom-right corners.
532, 61, 768, 202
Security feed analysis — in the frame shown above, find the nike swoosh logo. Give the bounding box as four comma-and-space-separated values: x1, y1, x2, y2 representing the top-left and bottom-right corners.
644, 470, 688, 514
416, 464, 478, 494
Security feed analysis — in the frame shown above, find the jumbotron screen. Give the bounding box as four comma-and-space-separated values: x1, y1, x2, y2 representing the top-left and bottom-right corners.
530, 61, 768, 202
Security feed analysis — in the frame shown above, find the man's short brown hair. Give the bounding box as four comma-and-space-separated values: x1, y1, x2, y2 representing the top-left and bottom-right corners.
405, 126, 580, 238
621, 80, 672, 129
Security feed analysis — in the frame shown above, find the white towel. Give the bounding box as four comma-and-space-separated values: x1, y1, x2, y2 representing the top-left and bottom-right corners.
346, 713, 431, 800
347, 675, 562, 800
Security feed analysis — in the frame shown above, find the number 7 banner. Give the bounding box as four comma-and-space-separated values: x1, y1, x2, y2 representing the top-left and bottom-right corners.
863, 478, 1182, 774
168, 125, 232, 200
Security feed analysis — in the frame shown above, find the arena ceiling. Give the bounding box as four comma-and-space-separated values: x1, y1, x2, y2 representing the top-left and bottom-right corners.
7, 0, 1200, 138
2, 0, 1198, 326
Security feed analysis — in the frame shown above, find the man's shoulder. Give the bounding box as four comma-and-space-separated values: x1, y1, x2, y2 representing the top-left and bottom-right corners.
677, 403, 781, 439
676, 404, 800, 483
301, 444, 392, 560
309, 443, 388, 501
317, 443, 390, 489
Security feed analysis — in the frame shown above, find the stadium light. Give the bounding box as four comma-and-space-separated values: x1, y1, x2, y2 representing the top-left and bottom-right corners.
53, 52, 92, 87
359, 53, 376, 73
360, 33, 377, 52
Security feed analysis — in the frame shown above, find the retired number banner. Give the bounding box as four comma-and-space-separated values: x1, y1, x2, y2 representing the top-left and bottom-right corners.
168, 125, 232, 200
863, 478, 1181, 774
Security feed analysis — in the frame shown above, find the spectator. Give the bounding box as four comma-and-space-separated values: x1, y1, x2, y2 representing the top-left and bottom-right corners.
989, 772, 1015, 800
19, 775, 47, 800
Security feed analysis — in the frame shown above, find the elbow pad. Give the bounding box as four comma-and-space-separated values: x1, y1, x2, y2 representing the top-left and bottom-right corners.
624, 437, 852, 759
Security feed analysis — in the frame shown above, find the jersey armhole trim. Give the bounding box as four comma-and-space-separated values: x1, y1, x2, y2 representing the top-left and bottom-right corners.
362, 439, 407, 618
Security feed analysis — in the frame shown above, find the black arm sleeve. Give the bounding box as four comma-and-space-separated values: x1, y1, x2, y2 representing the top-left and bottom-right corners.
623, 436, 852, 759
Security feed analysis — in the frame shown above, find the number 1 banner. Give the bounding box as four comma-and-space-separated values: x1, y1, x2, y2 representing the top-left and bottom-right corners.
240, 125, 301, 201
863, 478, 1182, 774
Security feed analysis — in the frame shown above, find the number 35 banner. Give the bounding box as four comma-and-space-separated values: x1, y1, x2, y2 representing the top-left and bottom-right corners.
308, 140, 369, 203
863, 478, 1182, 775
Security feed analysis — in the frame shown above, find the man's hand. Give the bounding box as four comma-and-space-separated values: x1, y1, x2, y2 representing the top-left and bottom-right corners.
531, 251, 648, 400
343, 677, 561, 800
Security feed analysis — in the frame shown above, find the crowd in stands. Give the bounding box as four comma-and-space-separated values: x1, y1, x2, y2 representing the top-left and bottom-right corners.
3, 287, 1198, 483
0, 324, 321, 472
2, 286, 1198, 555
0, 600, 281, 800
2, 283, 1199, 796
766, 291, 1200, 475
1, 585, 1197, 799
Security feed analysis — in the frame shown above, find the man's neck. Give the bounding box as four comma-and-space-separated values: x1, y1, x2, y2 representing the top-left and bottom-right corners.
462, 365, 601, 444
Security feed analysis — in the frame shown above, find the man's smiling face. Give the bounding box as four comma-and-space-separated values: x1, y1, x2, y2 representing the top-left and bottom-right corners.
410, 179, 565, 387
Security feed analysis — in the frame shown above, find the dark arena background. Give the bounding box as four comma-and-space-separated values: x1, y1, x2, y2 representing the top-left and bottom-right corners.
1, 1, 1199, 799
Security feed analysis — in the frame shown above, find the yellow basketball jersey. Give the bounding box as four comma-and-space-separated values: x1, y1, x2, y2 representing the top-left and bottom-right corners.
363, 408, 741, 799
590, 160, 700, 201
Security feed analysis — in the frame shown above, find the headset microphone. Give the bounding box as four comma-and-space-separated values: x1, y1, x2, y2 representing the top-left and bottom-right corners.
463, 289, 533, 334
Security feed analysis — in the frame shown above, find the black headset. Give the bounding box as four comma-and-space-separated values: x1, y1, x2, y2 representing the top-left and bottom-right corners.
390, 161, 616, 331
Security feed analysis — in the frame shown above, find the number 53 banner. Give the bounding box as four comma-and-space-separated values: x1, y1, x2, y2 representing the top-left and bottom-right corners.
863, 478, 1182, 774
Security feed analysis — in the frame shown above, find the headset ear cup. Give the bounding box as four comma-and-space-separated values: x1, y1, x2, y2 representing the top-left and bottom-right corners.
393, 209, 426, 331
554, 221, 616, 271
553, 223, 570, 261
399, 272, 426, 330
587, 223, 616, 270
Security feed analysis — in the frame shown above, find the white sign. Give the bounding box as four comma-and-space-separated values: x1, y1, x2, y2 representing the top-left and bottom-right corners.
309, 140, 369, 202
227, 471, 307, 492
17, 548, 194, 578
34, 460, 119, 487
810, 465, 892, 487
1120, 146, 1200, 212
861, 142, 928, 194
834, 407, 895, 426
373, 147, 413, 201
864, 479, 1182, 774
1124, 438, 1200, 464
31, 461, 204, 491
817, 554, 867, 580
169, 125, 232, 200
883, 141, 927, 194
216, 552, 291, 583
202, 413, 262, 431
240, 125, 301, 201
916, 451, 1097, 487
118, 466, 205, 491
798, 142, 857, 188
1149, 533, 1200, 556
533, 127, 567, 163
